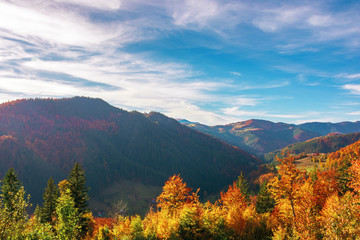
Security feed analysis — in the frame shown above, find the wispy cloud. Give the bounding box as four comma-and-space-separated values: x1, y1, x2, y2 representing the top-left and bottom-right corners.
0, 1, 125, 47
343, 84, 360, 95
222, 107, 302, 119
0, 0, 359, 126
53, 0, 123, 10
231, 71, 242, 77
253, 6, 312, 32
346, 111, 360, 116
237, 81, 290, 90
337, 73, 360, 80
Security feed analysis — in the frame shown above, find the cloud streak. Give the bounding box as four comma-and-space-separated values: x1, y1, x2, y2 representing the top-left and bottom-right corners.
343, 84, 360, 95
0, 0, 359, 125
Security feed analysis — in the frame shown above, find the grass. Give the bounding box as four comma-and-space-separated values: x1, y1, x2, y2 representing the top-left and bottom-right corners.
294, 156, 325, 172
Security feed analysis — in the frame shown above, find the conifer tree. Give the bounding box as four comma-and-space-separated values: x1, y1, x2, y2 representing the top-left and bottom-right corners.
40, 177, 60, 225
236, 171, 249, 199
256, 183, 275, 214
67, 162, 90, 237
1, 168, 21, 213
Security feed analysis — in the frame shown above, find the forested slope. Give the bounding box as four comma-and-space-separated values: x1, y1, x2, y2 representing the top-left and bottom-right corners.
0, 97, 259, 205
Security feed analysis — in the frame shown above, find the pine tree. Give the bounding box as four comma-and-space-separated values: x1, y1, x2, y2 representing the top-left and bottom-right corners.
236, 171, 249, 199
40, 177, 60, 225
256, 183, 275, 214
67, 162, 90, 237
1, 168, 21, 213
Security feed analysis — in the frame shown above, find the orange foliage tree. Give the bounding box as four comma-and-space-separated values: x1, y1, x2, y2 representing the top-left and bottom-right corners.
219, 182, 248, 235
156, 174, 197, 214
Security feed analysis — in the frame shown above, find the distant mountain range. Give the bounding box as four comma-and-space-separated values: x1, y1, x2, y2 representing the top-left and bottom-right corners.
0, 97, 259, 209
179, 119, 360, 155
264, 132, 360, 161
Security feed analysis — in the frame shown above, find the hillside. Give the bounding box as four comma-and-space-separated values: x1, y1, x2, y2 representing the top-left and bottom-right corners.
264, 132, 360, 161
298, 121, 360, 135
0, 97, 259, 211
325, 138, 360, 170
181, 119, 321, 155
181, 119, 360, 155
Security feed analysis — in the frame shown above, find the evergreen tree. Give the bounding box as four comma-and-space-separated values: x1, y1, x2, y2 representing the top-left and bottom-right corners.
1, 168, 21, 213
236, 171, 249, 198
67, 162, 90, 237
256, 183, 275, 214
40, 177, 60, 225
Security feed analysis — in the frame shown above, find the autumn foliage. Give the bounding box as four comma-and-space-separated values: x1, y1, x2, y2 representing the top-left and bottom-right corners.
2, 139, 360, 239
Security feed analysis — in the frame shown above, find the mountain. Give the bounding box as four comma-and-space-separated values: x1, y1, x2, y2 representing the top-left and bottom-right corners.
325, 138, 360, 169
264, 132, 360, 161
298, 121, 360, 135
181, 119, 321, 155
180, 119, 360, 155
0, 97, 259, 211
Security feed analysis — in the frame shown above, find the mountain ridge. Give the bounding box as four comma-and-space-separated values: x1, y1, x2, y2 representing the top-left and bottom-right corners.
0, 97, 259, 211
180, 118, 360, 155
264, 132, 360, 161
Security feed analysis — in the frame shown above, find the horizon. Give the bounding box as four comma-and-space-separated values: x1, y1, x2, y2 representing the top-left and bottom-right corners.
1, 96, 359, 126
1, 0, 360, 125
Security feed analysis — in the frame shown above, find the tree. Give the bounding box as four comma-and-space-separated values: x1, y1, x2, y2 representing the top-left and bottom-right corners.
55, 188, 80, 240
269, 156, 306, 221
67, 162, 90, 237
256, 183, 275, 214
1, 168, 21, 213
156, 174, 196, 213
236, 171, 249, 198
219, 182, 248, 236
39, 177, 60, 225
68, 163, 89, 213
320, 192, 360, 238
268, 156, 307, 238
0, 186, 30, 238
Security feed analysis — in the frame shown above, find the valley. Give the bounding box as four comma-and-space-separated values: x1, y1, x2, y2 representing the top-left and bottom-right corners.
0, 97, 359, 239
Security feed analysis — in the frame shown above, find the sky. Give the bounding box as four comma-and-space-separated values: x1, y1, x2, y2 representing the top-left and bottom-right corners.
0, 0, 360, 125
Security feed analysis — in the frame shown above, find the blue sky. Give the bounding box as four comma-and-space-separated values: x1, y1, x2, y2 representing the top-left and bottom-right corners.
0, 0, 360, 125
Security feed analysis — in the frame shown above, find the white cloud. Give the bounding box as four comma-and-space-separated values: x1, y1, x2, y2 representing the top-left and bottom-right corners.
0, 77, 92, 97
53, 0, 122, 10
307, 15, 333, 27
222, 107, 302, 119
0, 1, 134, 48
231, 71, 242, 76
232, 97, 258, 106
169, 0, 221, 27
238, 81, 290, 90
343, 84, 360, 95
346, 111, 360, 116
253, 6, 312, 32
344, 73, 360, 79
0, 0, 359, 126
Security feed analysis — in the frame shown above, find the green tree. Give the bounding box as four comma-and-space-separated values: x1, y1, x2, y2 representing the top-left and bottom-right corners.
0, 169, 31, 238
1, 168, 21, 213
55, 188, 80, 240
40, 177, 60, 225
256, 183, 275, 214
236, 171, 249, 199
0, 186, 30, 239
67, 162, 90, 237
